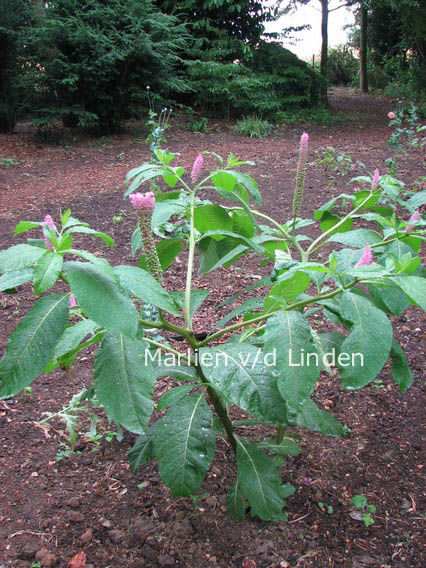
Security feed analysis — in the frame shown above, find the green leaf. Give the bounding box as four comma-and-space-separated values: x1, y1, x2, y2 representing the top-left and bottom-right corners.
53, 319, 99, 362
266, 271, 311, 308
367, 284, 409, 315
212, 170, 236, 191
194, 205, 232, 233
67, 226, 114, 248
169, 290, 209, 319
389, 339, 412, 391
64, 262, 139, 336
227, 170, 262, 203
200, 344, 288, 424
0, 244, 45, 274
154, 394, 216, 496
114, 265, 181, 316
215, 297, 264, 328
157, 385, 194, 411
14, 221, 42, 235
235, 437, 286, 521
152, 364, 197, 381
264, 311, 320, 411
352, 495, 367, 508
162, 166, 184, 188
320, 212, 353, 234
390, 276, 426, 311
328, 229, 383, 248
139, 238, 183, 271
294, 399, 346, 436
257, 439, 301, 456
407, 190, 426, 210
226, 478, 248, 521
94, 332, 155, 434
338, 291, 393, 389
151, 199, 185, 228
33, 250, 64, 294
128, 424, 158, 472
198, 237, 247, 273
66, 249, 115, 277
0, 294, 69, 399
123, 164, 167, 196
0, 268, 33, 292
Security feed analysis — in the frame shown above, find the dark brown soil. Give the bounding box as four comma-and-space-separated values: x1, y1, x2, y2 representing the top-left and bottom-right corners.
0, 88, 425, 568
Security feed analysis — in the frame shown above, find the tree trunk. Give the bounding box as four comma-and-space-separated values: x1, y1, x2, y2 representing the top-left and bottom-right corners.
320, 0, 329, 105
359, 4, 368, 93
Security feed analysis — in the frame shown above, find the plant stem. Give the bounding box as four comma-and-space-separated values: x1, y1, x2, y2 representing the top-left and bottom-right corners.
184, 190, 196, 331
306, 193, 374, 257
195, 363, 237, 454
198, 282, 357, 348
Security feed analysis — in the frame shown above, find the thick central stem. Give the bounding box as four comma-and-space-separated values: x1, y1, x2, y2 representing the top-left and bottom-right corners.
195, 362, 237, 454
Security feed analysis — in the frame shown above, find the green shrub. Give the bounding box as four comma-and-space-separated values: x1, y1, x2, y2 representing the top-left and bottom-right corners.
327, 46, 358, 86
185, 42, 321, 119
234, 115, 273, 138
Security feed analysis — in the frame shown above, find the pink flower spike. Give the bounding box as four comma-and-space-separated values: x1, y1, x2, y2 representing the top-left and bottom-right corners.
129, 191, 155, 211
405, 210, 420, 232
69, 294, 77, 308
44, 214, 56, 230
300, 132, 309, 152
42, 214, 56, 249
371, 168, 380, 190
355, 245, 374, 268
388, 111, 396, 120
191, 153, 204, 183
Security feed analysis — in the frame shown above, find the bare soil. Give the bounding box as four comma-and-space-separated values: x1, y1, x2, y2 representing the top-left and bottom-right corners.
0, 88, 425, 568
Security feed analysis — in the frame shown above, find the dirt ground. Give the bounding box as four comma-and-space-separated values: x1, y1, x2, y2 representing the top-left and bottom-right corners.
0, 88, 425, 568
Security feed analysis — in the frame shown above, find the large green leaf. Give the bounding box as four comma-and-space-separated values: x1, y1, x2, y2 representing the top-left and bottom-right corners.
154, 394, 216, 496
33, 250, 63, 294
151, 199, 185, 228
235, 437, 286, 521
0, 244, 45, 274
391, 276, 426, 311
198, 237, 247, 273
389, 339, 412, 391
0, 294, 69, 399
0, 268, 33, 292
200, 343, 288, 424
94, 332, 155, 434
294, 399, 346, 436
338, 291, 393, 389
64, 262, 139, 337
194, 205, 232, 233
265, 271, 311, 310
367, 284, 409, 315
114, 265, 181, 316
328, 229, 383, 248
226, 477, 248, 521
264, 311, 319, 411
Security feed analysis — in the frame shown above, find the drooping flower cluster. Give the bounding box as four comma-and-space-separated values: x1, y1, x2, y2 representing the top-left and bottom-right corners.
355, 244, 374, 267
292, 132, 309, 220
191, 153, 204, 183
129, 191, 162, 282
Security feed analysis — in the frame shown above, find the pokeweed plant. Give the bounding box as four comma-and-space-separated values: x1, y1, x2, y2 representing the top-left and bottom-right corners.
0, 135, 425, 522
